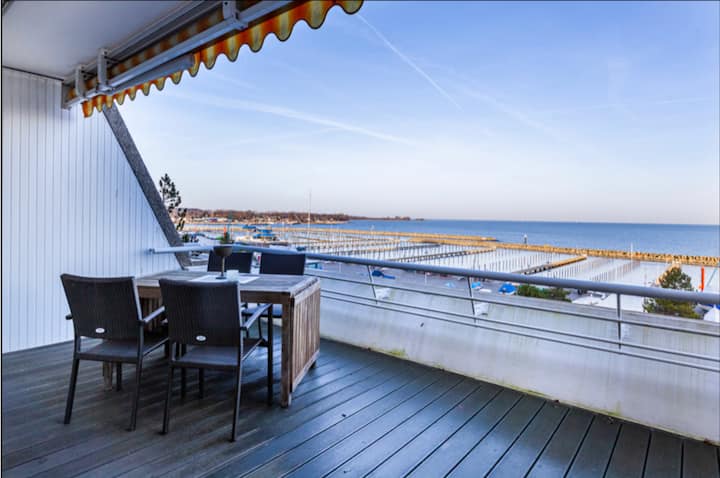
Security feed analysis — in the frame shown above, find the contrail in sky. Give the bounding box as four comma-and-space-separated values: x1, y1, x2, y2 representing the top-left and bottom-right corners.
357, 14, 462, 110
166, 90, 415, 146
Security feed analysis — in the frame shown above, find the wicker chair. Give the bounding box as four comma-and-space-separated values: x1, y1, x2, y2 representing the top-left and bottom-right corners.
207, 251, 253, 273
243, 252, 306, 319
159, 279, 272, 442
61, 274, 167, 431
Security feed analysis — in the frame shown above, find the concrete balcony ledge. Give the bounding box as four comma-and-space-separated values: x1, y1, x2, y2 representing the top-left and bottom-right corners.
319, 285, 720, 444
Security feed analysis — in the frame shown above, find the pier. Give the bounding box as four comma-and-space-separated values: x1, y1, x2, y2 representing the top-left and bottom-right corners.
514, 255, 587, 275
286, 227, 719, 267
388, 247, 494, 264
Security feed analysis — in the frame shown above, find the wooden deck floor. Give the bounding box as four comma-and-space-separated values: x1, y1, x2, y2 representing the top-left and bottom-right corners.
2, 332, 719, 478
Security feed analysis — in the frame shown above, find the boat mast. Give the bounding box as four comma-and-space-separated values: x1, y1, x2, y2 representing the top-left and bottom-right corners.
307, 189, 312, 238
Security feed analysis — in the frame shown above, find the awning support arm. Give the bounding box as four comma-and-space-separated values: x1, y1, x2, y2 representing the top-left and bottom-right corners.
62, 0, 293, 110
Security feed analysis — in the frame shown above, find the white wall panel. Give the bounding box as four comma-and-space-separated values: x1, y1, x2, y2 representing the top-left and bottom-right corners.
2, 68, 179, 352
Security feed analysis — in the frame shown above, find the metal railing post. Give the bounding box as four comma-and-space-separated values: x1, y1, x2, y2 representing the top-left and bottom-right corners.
367, 265, 378, 304
467, 277, 476, 317
617, 294, 622, 350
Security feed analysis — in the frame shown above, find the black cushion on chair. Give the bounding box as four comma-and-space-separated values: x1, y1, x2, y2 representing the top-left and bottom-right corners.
78, 336, 167, 362
173, 339, 263, 370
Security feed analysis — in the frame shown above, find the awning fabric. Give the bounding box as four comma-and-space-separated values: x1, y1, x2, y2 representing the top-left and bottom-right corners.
71, 0, 362, 117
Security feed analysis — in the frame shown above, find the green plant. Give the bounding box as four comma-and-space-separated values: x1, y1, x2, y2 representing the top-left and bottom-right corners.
218, 229, 233, 244
643, 266, 699, 319
517, 284, 570, 302
159, 173, 187, 231
181, 233, 198, 243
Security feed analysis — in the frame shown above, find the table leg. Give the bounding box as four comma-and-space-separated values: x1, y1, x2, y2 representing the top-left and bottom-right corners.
102, 362, 113, 391
267, 315, 273, 405
280, 305, 292, 408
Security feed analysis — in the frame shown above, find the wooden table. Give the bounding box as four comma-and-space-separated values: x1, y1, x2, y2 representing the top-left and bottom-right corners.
135, 270, 321, 407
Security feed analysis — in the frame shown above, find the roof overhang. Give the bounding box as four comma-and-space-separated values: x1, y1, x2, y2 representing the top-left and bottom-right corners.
2, 0, 362, 117
2, 1, 189, 79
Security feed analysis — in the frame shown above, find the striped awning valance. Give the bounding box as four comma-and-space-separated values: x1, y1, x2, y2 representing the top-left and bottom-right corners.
68, 1, 362, 117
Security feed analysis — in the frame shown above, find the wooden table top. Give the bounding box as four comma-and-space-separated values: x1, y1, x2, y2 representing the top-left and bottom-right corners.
136, 270, 319, 304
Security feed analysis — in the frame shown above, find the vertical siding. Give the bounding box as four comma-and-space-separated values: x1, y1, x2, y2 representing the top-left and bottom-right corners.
1, 68, 179, 352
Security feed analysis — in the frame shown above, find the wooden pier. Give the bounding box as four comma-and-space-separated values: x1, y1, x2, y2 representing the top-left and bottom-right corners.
389, 248, 494, 264
289, 228, 719, 267
514, 256, 587, 275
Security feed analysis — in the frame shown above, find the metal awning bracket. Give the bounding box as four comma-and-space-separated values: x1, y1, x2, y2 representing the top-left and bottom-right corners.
74, 66, 87, 98
96, 48, 112, 93
222, 1, 248, 30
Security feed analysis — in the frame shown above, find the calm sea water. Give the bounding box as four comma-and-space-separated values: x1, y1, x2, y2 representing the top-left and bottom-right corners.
302, 220, 720, 257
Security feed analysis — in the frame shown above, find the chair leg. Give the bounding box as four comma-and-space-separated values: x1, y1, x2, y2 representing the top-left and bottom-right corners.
162, 366, 174, 434
164, 342, 170, 358
63, 358, 80, 424
198, 369, 204, 399
231, 363, 242, 442
128, 358, 143, 431
116, 363, 123, 391
258, 316, 266, 345
178, 343, 187, 398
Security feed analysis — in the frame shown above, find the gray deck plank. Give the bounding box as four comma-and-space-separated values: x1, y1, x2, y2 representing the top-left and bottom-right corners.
683, 439, 720, 478
283, 377, 475, 478
0, 338, 716, 478
407, 388, 523, 477
322, 379, 482, 478
145, 360, 428, 478
604, 423, 650, 478
366, 383, 501, 478
34, 348, 377, 478
205, 364, 444, 478
77, 350, 384, 478
82, 354, 415, 478
486, 403, 568, 478
643, 431, 682, 478
447, 395, 545, 477
526, 408, 594, 478
566, 416, 620, 477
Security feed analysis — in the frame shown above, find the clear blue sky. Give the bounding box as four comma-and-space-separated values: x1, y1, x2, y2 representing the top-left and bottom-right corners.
121, 1, 720, 225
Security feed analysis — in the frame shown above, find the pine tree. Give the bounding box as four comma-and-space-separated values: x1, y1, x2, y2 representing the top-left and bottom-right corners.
158, 173, 187, 231
643, 267, 699, 319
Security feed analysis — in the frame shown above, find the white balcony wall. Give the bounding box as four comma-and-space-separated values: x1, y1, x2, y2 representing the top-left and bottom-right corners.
317, 269, 720, 444
1, 68, 178, 352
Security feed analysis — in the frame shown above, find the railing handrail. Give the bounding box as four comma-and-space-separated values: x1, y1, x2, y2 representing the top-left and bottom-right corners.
150, 244, 720, 305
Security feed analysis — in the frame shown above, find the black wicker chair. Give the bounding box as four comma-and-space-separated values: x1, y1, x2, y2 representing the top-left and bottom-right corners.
243, 252, 306, 319
207, 251, 253, 273
61, 274, 167, 431
159, 279, 272, 441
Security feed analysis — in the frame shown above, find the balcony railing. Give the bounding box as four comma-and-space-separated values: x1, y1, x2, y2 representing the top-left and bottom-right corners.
151, 244, 720, 372
152, 243, 720, 442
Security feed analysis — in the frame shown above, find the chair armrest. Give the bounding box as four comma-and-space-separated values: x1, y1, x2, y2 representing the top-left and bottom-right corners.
139, 306, 165, 324
65, 314, 73, 321
241, 303, 272, 331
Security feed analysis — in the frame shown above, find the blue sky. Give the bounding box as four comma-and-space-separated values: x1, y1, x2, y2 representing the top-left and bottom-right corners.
121, 1, 720, 224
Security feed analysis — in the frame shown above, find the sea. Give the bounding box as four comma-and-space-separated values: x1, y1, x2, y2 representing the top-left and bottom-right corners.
300, 220, 720, 257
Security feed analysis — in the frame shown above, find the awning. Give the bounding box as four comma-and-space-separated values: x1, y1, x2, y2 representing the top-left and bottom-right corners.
65, 0, 363, 117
